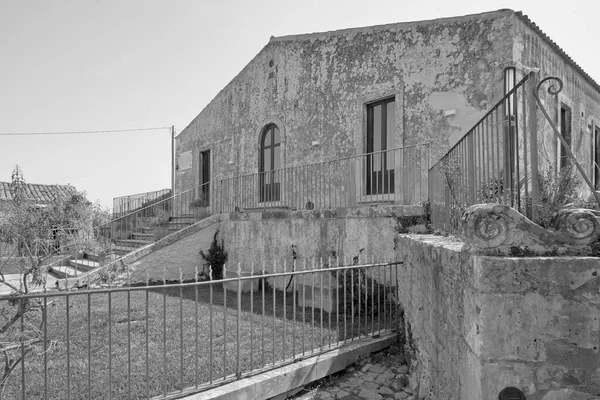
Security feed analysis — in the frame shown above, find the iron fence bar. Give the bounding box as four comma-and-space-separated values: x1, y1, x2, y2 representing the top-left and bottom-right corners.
371, 263, 375, 336
302, 259, 306, 356
328, 263, 332, 348
343, 259, 347, 344
261, 262, 265, 368
236, 265, 241, 378
108, 289, 113, 400
350, 267, 354, 342
283, 260, 287, 361
250, 262, 254, 370
311, 258, 315, 353
194, 268, 199, 388
20, 297, 25, 400
209, 267, 213, 384
272, 261, 276, 365
320, 258, 324, 352
145, 284, 149, 399
44, 292, 48, 400
179, 272, 184, 391
223, 265, 227, 379
128, 288, 132, 399
335, 265, 339, 345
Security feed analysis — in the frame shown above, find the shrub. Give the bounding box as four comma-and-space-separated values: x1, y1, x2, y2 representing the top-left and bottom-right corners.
200, 230, 228, 280
535, 164, 580, 228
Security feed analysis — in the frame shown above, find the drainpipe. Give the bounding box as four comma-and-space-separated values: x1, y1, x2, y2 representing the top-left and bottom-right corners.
171, 125, 175, 195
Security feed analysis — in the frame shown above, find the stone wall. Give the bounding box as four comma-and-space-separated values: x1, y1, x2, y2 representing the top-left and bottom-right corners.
395, 234, 600, 400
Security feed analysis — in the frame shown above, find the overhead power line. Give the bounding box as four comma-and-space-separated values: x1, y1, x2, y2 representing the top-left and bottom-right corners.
0, 126, 172, 136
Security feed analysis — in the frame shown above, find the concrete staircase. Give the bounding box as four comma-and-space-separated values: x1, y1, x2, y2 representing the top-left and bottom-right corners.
48, 214, 199, 287
113, 214, 196, 256
48, 254, 105, 280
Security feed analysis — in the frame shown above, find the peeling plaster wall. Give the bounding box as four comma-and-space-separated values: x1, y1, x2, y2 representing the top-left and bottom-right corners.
218, 205, 423, 272
175, 11, 514, 195
513, 16, 600, 189
395, 234, 600, 400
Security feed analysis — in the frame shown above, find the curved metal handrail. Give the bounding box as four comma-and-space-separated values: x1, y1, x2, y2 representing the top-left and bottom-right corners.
534, 76, 600, 205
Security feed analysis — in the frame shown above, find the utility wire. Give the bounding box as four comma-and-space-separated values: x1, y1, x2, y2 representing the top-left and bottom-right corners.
0, 126, 172, 136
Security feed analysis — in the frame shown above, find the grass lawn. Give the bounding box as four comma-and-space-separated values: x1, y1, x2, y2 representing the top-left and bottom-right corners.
1, 274, 398, 399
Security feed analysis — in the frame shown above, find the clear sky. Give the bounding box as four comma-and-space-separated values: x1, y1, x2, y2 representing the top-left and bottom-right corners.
1, 0, 598, 208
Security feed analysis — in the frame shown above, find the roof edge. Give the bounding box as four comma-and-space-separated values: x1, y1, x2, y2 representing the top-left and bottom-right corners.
270, 9, 514, 43
514, 11, 600, 94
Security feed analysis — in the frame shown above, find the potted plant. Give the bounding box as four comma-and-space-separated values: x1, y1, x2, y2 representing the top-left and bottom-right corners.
190, 194, 209, 220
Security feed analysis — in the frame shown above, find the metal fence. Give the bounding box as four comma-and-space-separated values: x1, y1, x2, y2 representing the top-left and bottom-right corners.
429, 72, 539, 233
219, 144, 430, 213
0, 259, 401, 399
112, 189, 172, 219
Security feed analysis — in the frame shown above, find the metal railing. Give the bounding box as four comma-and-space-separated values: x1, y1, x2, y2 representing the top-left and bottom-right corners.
219, 144, 430, 212
0, 258, 401, 399
429, 73, 539, 232
99, 183, 211, 255
112, 189, 172, 219
594, 160, 600, 190
50, 144, 428, 274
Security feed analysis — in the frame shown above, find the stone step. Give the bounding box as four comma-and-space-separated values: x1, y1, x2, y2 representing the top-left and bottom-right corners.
114, 239, 152, 247
132, 232, 153, 240
114, 246, 138, 256
68, 259, 100, 272
49, 265, 81, 279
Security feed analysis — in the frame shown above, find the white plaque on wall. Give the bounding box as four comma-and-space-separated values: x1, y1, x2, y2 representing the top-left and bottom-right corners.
178, 150, 192, 171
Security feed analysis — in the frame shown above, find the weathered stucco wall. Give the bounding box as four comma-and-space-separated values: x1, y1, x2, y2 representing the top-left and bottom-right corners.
395, 234, 600, 400
219, 205, 423, 271
175, 10, 514, 195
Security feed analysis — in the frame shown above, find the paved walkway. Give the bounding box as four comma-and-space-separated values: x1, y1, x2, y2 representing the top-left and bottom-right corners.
289, 344, 415, 400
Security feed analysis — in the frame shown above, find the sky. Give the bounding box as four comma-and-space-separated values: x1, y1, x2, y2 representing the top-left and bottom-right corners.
1, 0, 599, 208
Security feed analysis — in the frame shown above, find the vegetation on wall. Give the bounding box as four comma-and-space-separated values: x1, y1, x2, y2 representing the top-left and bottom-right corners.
536, 164, 581, 228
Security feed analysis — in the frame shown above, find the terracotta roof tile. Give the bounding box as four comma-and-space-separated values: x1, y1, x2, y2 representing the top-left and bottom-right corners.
0, 182, 78, 203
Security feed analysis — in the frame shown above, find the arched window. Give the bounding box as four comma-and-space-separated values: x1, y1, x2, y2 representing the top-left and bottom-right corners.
259, 124, 281, 202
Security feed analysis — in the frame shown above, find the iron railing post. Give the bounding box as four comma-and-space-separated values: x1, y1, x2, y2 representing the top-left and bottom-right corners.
528, 72, 540, 221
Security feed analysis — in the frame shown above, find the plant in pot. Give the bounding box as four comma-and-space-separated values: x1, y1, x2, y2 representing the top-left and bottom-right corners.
190, 195, 209, 220
200, 230, 228, 280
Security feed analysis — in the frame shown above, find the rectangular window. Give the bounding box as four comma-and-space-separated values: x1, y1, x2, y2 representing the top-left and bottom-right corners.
560, 105, 572, 169
199, 150, 210, 205
366, 97, 395, 195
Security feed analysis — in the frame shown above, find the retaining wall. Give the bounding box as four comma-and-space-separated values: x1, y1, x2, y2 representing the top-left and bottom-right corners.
395, 234, 600, 400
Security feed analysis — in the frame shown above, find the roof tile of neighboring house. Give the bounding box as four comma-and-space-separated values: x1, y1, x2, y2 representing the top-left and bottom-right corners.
0, 182, 77, 203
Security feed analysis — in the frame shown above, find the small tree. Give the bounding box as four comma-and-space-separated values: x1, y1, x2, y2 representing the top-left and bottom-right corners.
0, 166, 101, 397
200, 230, 228, 280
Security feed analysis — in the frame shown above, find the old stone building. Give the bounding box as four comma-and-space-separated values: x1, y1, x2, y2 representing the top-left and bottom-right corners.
174, 9, 600, 206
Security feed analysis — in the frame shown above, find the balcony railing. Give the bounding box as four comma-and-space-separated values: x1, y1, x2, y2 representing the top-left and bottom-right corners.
0, 258, 400, 399
429, 73, 539, 233
112, 188, 172, 219
219, 144, 430, 213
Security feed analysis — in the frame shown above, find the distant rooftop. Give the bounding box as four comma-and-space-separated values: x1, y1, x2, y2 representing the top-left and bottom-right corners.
0, 181, 78, 203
